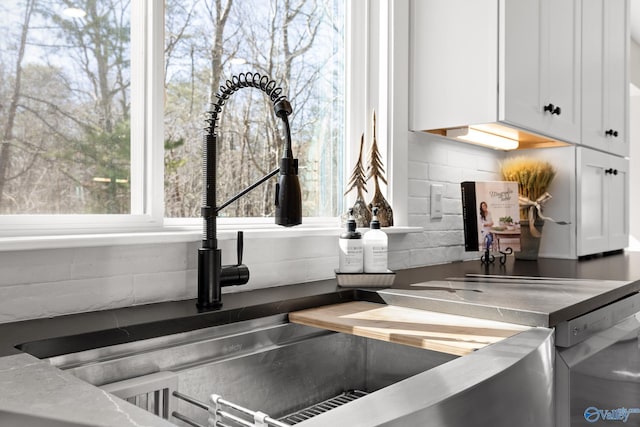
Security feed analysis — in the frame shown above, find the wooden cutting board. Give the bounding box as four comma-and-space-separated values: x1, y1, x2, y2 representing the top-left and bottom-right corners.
289, 301, 528, 356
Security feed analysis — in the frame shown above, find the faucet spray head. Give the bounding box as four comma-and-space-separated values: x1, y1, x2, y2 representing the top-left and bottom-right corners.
274, 100, 302, 227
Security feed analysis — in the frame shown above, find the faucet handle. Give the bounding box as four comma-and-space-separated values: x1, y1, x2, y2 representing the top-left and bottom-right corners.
237, 231, 243, 265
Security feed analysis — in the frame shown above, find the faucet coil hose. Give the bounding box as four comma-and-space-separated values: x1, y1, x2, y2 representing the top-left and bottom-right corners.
205, 72, 290, 136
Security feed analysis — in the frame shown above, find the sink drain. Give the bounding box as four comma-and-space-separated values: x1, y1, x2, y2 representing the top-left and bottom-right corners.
278, 390, 369, 425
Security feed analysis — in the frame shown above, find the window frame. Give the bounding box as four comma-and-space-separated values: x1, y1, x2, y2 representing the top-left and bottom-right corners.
0, 0, 396, 241
0, 0, 164, 237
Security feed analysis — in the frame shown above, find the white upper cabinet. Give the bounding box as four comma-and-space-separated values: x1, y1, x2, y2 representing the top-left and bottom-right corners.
410, 0, 581, 145
581, 0, 629, 157
502, 0, 581, 143
411, 0, 630, 156
410, 0, 499, 132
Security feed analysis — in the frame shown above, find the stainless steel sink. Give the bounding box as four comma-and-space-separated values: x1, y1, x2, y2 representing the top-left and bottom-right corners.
49, 314, 457, 426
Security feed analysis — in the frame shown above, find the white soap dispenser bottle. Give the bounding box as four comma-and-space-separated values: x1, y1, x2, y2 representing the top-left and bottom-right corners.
339, 208, 364, 273
363, 207, 388, 273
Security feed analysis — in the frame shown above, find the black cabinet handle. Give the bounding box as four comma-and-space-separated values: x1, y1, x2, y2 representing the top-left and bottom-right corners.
605, 168, 619, 175
543, 103, 561, 115
605, 129, 619, 137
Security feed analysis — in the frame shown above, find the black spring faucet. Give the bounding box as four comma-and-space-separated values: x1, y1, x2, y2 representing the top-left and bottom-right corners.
197, 72, 302, 310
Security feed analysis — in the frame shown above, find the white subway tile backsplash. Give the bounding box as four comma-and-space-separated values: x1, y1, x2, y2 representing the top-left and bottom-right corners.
407, 214, 431, 228
389, 249, 411, 270
407, 138, 430, 163
418, 214, 463, 231
428, 164, 462, 183
408, 161, 429, 180
0, 131, 503, 324
408, 197, 429, 214
185, 269, 198, 299
424, 231, 464, 248
408, 179, 430, 198
186, 242, 199, 270
0, 286, 48, 323
0, 276, 134, 323
443, 198, 463, 215
447, 150, 478, 169
247, 258, 329, 288
464, 169, 501, 182
388, 233, 428, 251
133, 270, 191, 304
0, 249, 71, 287
430, 146, 449, 165
71, 244, 188, 279
445, 183, 462, 199
408, 135, 448, 165
409, 247, 446, 266
477, 155, 500, 172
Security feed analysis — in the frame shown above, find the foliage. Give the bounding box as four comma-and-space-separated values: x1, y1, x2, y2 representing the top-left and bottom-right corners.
500, 157, 556, 201
0, 0, 344, 217
499, 216, 513, 224
86, 120, 131, 214
163, 0, 344, 218
0, 0, 131, 214
500, 157, 556, 219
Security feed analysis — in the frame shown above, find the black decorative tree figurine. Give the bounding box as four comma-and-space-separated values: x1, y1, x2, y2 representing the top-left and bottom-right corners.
367, 111, 393, 227
344, 133, 372, 227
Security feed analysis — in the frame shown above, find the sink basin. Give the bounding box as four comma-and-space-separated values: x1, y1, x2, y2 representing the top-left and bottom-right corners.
34, 308, 557, 427
48, 314, 457, 425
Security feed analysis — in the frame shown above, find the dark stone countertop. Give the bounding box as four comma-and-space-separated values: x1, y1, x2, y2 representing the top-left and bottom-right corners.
2, 251, 640, 359
1, 252, 640, 426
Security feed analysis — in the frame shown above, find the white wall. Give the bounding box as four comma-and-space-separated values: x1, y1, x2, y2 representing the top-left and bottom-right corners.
0, 132, 499, 324
9, 2, 637, 324
0, 235, 335, 323
630, 95, 640, 244
392, 131, 503, 267
629, 38, 640, 247
631, 39, 640, 89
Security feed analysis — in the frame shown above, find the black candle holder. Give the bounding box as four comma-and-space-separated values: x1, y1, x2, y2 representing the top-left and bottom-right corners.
480, 234, 513, 265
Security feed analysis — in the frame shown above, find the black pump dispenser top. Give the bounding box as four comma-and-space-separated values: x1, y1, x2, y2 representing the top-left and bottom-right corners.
341, 208, 361, 239
370, 206, 381, 230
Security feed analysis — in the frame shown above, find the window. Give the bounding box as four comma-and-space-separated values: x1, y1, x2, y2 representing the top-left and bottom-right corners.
0, 0, 133, 215
0, 0, 356, 237
164, 0, 345, 219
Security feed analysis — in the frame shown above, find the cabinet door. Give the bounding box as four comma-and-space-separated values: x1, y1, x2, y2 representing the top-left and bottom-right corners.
410, 0, 498, 131
607, 155, 629, 251
502, 0, 580, 143
603, 0, 628, 157
577, 149, 608, 256
581, 0, 628, 156
580, 0, 606, 151
577, 148, 628, 256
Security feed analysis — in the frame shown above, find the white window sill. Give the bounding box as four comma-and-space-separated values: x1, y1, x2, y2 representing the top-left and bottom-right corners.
0, 225, 423, 252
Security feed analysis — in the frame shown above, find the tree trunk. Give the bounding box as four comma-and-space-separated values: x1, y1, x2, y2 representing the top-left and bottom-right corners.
208, 0, 232, 105
0, 0, 35, 210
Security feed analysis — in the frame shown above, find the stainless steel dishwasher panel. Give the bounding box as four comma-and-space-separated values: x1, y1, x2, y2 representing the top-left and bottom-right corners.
556, 314, 640, 427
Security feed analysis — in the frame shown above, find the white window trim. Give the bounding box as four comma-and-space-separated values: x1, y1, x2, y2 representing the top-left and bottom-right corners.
0, 0, 416, 248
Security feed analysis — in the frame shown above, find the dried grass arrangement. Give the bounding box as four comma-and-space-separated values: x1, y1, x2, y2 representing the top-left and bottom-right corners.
500, 157, 556, 220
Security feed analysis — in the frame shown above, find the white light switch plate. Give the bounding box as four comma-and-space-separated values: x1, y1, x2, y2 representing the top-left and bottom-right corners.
430, 184, 443, 219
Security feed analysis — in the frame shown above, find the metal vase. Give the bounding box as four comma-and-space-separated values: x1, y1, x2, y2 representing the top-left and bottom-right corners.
516, 219, 544, 260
